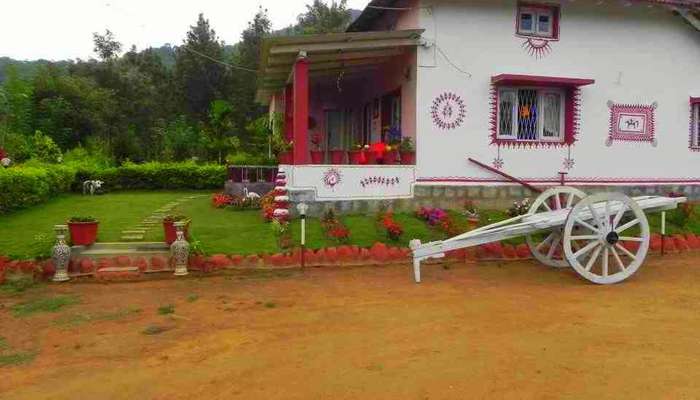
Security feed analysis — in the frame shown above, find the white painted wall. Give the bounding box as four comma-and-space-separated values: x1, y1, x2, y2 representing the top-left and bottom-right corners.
288, 165, 416, 200
414, 0, 700, 185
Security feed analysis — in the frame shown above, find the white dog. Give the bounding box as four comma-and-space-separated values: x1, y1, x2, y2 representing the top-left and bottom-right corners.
82, 180, 103, 195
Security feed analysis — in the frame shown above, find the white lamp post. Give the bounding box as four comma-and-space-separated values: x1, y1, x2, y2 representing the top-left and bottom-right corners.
296, 202, 308, 269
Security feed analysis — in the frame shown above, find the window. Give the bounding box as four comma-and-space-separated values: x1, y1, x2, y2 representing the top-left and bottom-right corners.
517, 3, 559, 39
497, 87, 564, 142
692, 100, 700, 150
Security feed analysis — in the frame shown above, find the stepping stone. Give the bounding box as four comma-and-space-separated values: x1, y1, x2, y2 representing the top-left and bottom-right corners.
121, 234, 145, 241
122, 230, 147, 235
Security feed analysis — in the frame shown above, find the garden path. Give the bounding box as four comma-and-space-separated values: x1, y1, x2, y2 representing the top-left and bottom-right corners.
120, 195, 205, 242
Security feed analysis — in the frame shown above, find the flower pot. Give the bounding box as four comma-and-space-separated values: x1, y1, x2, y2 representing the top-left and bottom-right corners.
467, 217, 480, 231
383, 150, 399, 165
278, 151, 293, 164
400, 151, 416, 165
348, 150, 364, 165
366, 151, 378, 165
329, 150, 346, 164
68, 221, 99, 246
163, 220, 190, 245
310, 150, 324, 164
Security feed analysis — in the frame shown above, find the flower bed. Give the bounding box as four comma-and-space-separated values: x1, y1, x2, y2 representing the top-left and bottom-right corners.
416, 207, 462, 236
321, 209, 350, 244
380, 212, 404, 241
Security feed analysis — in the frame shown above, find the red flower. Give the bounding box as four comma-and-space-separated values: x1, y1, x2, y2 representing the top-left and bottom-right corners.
212, 193, 233, 208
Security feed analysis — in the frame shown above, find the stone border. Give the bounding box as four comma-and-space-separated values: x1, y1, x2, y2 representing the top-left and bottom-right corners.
2, 233, 700, 283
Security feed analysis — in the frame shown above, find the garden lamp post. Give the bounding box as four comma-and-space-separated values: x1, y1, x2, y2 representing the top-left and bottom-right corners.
296, 202, 308, 269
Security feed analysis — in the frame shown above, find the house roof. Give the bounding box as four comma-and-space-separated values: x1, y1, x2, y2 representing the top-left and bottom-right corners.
255, 29, 424, 103
347, 0, 700, 32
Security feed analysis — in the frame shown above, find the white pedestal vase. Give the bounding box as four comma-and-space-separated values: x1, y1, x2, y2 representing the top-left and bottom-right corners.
171, 221, 190, 276
52, 225, 71, 282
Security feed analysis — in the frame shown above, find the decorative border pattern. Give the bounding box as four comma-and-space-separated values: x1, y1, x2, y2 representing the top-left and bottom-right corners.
606, 101, 657, 146
360, 176, 401, 188
417, 176, 700, 184
690, 97, 699, 152
489, 86, 580, 149
430, 92, 466, 130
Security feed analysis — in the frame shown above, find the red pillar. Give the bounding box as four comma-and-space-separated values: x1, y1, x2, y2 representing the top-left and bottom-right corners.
284, 85, 293, 143
293, 55, 309, 165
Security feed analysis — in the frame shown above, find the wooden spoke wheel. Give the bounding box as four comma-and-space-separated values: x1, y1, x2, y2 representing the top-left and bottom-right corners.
526, 186, 587, 268
562, 192, 650, 284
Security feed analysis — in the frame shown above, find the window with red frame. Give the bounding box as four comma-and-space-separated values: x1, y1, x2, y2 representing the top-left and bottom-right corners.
497, 87, 565, 142
517, 2, 560, 40
692, 99, 700, 150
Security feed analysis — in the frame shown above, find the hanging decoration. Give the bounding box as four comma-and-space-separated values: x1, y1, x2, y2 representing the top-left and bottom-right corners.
522, 38, 553, 59
430, 92, 466, 130
606, 101, 658, 147
492, 147, 504, 170
563, 146, 575, 170
322, 168, 342, 189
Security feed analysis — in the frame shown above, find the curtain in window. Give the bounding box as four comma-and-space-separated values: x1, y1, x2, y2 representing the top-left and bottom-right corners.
542, 92, 561, 138
517, 89, 538, 140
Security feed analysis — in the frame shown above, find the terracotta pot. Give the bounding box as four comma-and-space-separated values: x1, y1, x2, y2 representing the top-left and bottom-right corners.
400, 151, 416, 165
467, 217, 480, 231
163, 220, 190, 245
383, 150, 398, 165
278, 151, 293, 164
348, 150, 364, 165
329, 150, 346, 164
366, 151, 378, 165
68, 221, 99, 246
310, 150, 324, 164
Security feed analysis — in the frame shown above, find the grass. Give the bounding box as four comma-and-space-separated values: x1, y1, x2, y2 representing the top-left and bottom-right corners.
186, 294, 199, 303
12, 295, 80, 317
157, 304, 175, 315
0, 351, 36, 367
0, 274, 39, 295
53, 307, 142, 327
0, 190, 202, 258
2, 190, 698, 259
0, 337, 7, 350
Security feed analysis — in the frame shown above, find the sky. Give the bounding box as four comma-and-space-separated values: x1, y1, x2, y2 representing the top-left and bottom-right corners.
1, 0, 371, 61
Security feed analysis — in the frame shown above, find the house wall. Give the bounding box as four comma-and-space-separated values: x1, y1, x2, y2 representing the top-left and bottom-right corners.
413, 0, 700, 187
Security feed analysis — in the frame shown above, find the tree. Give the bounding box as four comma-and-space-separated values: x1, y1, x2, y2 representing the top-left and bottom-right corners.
93, 30, 123, 61
230, 7, 271, 145
297, 0, 352, 34
174, 14, 230, 119
203, 99, 239, 164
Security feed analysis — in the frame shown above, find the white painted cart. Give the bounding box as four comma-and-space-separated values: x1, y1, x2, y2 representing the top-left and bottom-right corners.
410, 187, 687, 285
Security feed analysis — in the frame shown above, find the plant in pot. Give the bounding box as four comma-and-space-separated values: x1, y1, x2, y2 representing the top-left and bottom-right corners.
163, 214, 191, 245
67, 216, 99, 246
310, 133, 324, 164
349, 143, 369, 165
384, 126, 402, 164
273, 132, 293, 164
399, 137, 416, 165
463, 200, 480, 230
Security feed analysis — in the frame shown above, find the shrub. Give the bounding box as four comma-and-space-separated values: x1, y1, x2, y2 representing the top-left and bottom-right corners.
76, 162, 226, 190
0, 164, 76, 214
32, 130, 62, 164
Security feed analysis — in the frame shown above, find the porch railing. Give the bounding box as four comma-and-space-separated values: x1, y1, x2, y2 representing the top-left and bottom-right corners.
227, 165, 279, 183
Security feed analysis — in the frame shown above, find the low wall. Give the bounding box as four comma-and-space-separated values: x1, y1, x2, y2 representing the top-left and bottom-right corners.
289, 183, 700, 216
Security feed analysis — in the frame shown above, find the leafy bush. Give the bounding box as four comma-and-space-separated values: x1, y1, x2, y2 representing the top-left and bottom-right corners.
0, 164, 76, 214
76, 162, 226, 190
32, 130, 62, 163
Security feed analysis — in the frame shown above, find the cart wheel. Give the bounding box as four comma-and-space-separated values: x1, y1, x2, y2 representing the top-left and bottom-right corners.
562, 192, 650, 284
526, 186, 587, 268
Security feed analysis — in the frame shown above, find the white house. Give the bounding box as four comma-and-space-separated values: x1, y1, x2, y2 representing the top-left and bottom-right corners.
256, 0, 700, 209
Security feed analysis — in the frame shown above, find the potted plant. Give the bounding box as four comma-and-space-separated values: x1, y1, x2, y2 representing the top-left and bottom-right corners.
399, 137, 415, 165
384, 126, 401, 164
349, 144, 369, 165
163, 214, 191, 245
273, 133, 293, 164
310, 133, 324, 164
67, 216, 99, 246
463, 200, 480, 230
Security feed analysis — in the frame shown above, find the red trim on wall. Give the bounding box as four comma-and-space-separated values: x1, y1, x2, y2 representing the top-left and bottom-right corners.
417, 177, 700, 185
491, 74, 595, 87
691, 98, 700, 152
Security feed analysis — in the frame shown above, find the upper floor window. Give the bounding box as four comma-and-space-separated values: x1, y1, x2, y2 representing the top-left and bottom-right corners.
517, 3, 560, 40
498, 87, 564, 142
692, 98, 700, 150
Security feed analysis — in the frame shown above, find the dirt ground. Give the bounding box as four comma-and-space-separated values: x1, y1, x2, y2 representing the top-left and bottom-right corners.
2, 255, 700, 399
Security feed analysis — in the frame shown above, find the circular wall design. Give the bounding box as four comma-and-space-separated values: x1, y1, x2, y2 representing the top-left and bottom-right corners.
430, 92, 466, 130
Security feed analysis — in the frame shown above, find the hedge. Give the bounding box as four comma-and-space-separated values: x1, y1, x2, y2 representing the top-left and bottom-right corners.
0, 165, 76, 214
76, 162, 227, 190
1, 162, 228, 213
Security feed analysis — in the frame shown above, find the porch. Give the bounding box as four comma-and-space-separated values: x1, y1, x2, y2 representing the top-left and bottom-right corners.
257, 30, 422, 170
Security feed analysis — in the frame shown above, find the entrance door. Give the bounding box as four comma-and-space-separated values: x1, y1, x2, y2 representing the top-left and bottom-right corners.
326, 110, 344, 152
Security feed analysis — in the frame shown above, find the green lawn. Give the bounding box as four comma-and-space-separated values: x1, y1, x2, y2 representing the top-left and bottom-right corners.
2, 190, 699, 259
0, 191, 200, 258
